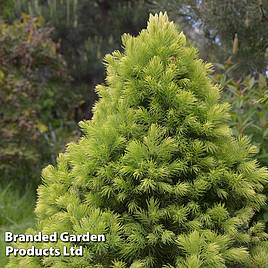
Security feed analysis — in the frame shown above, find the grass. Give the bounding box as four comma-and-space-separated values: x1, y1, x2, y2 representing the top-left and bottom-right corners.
0, 183, 36, 267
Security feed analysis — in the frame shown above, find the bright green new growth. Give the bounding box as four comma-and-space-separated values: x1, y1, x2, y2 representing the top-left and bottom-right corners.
7, 13, 268, 268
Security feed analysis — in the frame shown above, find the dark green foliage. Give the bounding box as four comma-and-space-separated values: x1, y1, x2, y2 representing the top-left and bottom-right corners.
7, 14, 268, 267
0, 16, 79, 184
0, 0, 15, 20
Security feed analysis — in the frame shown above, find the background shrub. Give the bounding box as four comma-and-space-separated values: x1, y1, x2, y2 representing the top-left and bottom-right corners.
213, 65, 268, 229
0, 16, 80, 185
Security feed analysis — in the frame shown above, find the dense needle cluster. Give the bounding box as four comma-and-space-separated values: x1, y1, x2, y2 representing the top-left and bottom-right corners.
7, 13, 268, 268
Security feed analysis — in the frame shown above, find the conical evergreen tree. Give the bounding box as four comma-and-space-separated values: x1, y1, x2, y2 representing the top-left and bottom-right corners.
7, 13, 268, 268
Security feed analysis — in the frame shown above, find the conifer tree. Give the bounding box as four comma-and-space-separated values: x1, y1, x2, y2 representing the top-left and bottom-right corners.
7, 13, 268, 268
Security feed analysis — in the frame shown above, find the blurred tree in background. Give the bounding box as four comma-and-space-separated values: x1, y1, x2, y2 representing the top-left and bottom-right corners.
8, 0, 150, 118
152, 0, 268, 76
0, 16, 79, 185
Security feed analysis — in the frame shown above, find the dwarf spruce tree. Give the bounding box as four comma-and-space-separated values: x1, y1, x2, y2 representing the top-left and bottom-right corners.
7, 13, 268, 268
